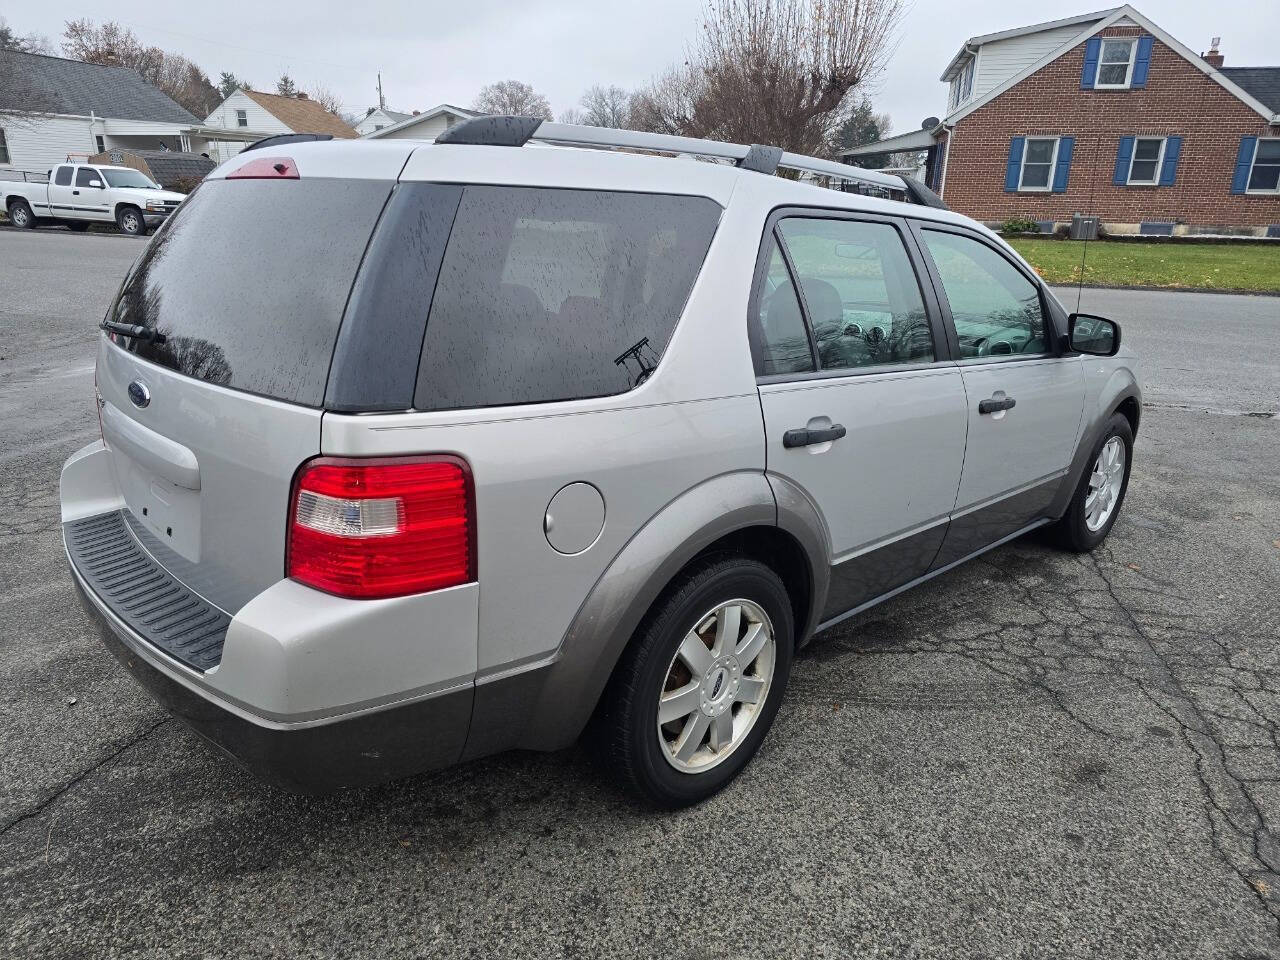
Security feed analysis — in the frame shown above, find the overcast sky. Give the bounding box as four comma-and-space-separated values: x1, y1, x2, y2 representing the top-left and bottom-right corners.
7, 1, 1279, 131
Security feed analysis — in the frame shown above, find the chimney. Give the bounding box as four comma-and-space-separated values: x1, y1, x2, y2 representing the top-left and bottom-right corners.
296, 91, 309, 100
412, 110, 420, 116
1202, 37, 1224, 68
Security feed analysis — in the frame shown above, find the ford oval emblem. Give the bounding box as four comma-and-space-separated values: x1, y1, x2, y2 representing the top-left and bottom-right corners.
127, 380, 150, 409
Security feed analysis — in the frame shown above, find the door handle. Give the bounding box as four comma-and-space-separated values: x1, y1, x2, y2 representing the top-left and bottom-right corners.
72, 189, 80, 195
978, 396, 1017, 415
783, 424, 847, 448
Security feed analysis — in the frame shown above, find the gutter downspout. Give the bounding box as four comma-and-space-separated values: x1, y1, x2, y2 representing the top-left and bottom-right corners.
938, 123, 955, 200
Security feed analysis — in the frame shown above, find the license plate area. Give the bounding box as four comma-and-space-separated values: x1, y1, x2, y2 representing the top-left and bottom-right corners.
114, 457, 202, 561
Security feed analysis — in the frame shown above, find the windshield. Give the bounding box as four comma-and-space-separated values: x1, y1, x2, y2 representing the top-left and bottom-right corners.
101, 168, 160, 189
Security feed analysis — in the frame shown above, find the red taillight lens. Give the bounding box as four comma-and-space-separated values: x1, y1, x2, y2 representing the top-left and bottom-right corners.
287, 456, 474, 599
227, 156, 299, 179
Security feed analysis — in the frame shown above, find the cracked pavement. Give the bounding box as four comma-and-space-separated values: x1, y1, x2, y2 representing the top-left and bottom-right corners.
2, 229, 1279, 958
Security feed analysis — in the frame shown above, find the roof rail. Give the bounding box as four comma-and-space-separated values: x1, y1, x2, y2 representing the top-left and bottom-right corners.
431, 115, 939, 206
242, 132, 334, 153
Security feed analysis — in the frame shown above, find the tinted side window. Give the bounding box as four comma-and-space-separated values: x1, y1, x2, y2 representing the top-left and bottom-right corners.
778, 218, 933, 370
54, 166, 72, 186
755, 238, 814, 376
109, 178, 392, 406
920, 230, 1048, 358
415, 187, 721, 411
75, 167, 98, 187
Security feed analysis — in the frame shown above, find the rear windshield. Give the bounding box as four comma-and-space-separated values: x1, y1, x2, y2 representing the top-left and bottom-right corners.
413, 186, 721, 410
108, 178, 391, 406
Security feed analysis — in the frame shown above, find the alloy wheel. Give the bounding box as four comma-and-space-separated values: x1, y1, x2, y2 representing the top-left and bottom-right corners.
1085, 436, 1126, 532
656, 598, 776, 773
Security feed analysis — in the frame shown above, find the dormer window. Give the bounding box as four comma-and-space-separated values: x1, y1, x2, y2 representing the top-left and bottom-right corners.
951, 58, 975, 108
1095, 39, 1136, 88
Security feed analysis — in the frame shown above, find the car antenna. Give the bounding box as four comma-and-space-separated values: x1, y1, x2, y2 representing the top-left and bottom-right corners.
1076, 137, 1102, 313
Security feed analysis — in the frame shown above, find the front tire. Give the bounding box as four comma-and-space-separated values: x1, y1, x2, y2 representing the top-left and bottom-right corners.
593, 557, 794, 807
1051, 412, 1133, 552
116, 206, 147, 236
7, 199, 36, 229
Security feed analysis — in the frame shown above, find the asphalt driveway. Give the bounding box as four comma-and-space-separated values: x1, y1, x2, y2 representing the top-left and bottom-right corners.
1, 229, 1278, 959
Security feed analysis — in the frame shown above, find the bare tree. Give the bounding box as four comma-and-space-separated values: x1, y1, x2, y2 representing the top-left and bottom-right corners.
472, 80, 553, 119
631, 0, 905, 157
558, 107, 585, 124
578, 84, 632, 128
307, 83, 344, 117
62, 20, 220, 117
0, 18, 52, 53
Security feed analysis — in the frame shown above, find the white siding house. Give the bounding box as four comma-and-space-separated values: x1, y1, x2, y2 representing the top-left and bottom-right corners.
0, 50, 253, 175
362, 104, 477, 141
354, 108, 411, 136
199, 88, 356, 160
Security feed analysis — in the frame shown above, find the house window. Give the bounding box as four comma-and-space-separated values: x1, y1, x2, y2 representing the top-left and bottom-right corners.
951, 58, 975, 109
1095, 38, 1136, 88
236, 109, 248, 128
374, 124, 384, 131
1248, 139, 1280, 193
0, 128, 9, 165
1019, 137, 1060, 191
95, 135, 105, 153
1127, 137, 1165, 184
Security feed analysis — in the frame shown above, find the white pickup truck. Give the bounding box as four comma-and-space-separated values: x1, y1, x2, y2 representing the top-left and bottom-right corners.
2, 162, 188, 236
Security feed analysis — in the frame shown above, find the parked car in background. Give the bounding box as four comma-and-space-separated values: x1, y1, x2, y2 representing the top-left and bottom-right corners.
2, 162, 187, 235
60, 118, 1140, 807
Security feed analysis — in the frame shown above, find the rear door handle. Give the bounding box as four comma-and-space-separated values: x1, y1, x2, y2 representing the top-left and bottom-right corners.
783, 424, 847, 448
72, 189, 80, 195
978, 396, 1017, 415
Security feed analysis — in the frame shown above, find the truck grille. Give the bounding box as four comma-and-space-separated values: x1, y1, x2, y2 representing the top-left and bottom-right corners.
65, 511, 230, 672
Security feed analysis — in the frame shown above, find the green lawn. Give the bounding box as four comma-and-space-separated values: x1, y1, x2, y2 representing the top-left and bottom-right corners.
1006, 237, 1280, 293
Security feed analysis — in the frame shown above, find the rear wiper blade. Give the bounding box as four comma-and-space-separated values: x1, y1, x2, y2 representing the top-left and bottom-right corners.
100, 320, 166, 344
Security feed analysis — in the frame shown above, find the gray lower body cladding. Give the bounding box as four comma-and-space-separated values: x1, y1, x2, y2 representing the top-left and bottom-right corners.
69, 571, 475, 793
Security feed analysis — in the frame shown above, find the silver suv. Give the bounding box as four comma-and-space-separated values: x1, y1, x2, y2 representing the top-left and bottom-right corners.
61, 118, 1140, 806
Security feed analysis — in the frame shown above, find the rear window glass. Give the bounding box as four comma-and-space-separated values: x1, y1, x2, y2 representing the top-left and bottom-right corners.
414, 186, 721, 411
108, 178, 391, 406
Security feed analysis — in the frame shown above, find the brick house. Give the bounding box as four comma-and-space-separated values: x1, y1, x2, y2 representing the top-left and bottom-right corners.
845, 6, 1280, 236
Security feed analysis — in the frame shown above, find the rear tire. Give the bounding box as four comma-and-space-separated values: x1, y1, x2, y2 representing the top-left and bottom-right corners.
116, 206, 147, 236
1051, 412, 1133, 552
592, 557, 794, 807
7, 199, 35, 229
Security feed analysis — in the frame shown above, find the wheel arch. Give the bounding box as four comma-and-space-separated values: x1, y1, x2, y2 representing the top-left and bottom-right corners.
1048, 371, 1142, 520
474, 470, 827, 755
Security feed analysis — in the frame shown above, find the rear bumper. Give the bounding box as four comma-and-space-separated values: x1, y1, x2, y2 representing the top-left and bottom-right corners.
69, 566, 473, 793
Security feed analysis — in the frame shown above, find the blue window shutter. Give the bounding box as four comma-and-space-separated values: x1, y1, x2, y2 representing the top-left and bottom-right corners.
1231, 137, 1257, 194
1052, 137, 1074, 192
1132, 35, 1154, 88
1005, 137, 1025, 192
1158, 136, 1182, 186
1081, 37, 1101, 89
1114, 136, 1135, 185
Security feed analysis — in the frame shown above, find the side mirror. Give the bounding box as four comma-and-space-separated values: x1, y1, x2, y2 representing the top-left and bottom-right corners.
1068, 313, 1120, 356
88, 179, 103, 189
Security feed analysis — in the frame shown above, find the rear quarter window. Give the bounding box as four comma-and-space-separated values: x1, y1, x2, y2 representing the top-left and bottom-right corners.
413, 186, 722, 411
107, 178, 392, 406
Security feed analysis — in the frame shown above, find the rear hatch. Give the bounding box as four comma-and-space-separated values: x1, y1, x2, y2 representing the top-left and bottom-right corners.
95, 170, 396, 614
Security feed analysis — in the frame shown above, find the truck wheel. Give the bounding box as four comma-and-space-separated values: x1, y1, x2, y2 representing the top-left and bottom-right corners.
7, 199, 35, 229
593, 557, 794, 807
66, 222, 90, 232
116, 206, 147, 236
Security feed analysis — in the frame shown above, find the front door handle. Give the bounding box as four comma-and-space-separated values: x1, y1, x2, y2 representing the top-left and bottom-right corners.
978, 396, 1017, 415
783, 424, 847, 448
72, 189, 80, 195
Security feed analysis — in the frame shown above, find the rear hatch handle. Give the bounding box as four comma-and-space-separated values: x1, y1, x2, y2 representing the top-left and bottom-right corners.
100, 403, 201, 490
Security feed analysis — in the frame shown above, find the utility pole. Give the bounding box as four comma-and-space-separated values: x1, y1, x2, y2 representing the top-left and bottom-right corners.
377, 73, 385, 111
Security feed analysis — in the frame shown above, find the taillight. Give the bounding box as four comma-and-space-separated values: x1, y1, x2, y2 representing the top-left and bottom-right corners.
287, 456, 474, 599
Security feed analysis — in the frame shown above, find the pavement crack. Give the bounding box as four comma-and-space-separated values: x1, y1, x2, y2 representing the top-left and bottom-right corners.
0, 716, 170, 841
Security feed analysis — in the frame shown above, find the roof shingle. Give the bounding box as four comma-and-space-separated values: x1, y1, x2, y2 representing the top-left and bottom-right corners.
1221, 67, 1280, 114
242, 90, 357, 138
0, 49, 197, 124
